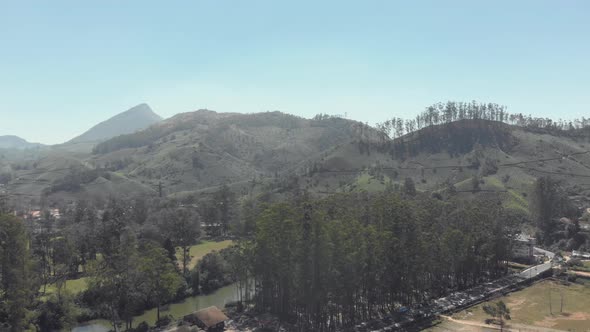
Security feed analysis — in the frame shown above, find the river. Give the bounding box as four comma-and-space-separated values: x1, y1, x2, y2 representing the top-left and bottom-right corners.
72, 283, 240, 332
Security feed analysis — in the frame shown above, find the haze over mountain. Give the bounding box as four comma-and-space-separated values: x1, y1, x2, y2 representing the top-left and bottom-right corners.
67, 103, 162, 144
0, 135, 43, 150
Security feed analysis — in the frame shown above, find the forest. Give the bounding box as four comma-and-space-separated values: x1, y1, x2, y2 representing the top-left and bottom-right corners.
236, 191, 518, 331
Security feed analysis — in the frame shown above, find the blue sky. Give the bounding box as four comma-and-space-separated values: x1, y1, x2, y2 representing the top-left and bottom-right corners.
1, 1, 589, 144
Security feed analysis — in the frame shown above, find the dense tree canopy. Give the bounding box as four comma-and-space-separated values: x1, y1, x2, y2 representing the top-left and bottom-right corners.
242, 192, 516, 331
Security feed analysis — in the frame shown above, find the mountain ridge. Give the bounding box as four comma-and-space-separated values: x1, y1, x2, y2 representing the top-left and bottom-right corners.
4, 109, 590, 210
67, 103, 163, 144
0, 135, 43, 150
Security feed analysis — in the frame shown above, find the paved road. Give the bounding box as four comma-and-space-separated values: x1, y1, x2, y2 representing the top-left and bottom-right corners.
518, 261, 552, 279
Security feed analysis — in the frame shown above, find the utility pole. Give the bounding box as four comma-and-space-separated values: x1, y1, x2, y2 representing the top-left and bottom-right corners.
549, 288, 553, 315
560, 290, 564, 313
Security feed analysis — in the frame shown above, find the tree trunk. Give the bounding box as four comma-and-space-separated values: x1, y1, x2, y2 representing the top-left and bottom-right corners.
157, 301, 161, 323
560, 292, 564, 313
183, 247, 189, 275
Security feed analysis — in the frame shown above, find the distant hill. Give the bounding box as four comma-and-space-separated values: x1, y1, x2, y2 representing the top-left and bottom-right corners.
0, 135, 43, 150
68, 103, 163, 144
90, 110, 375, 194
6, 109, 590, 211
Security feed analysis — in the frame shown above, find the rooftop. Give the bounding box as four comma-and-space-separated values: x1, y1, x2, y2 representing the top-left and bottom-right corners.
192, 306, 228, 328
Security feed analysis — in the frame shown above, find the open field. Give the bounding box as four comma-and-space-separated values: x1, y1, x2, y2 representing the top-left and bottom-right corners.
177, 240, 234, 270
41, 277, 89, 298
452, 279, 590, 331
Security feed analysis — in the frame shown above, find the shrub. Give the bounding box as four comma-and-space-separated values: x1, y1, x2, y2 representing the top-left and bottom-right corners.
156, 315, 173, 327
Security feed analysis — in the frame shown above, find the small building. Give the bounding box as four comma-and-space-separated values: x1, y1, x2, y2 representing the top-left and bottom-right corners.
27, 208, 61, 220
183, 306, 228, 332
512, 234, 535, 263
572, 250, 590, 259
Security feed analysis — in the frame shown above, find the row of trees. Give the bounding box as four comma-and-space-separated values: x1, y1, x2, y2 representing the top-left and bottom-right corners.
236, 192, 518, 331
375, 101, 590, 141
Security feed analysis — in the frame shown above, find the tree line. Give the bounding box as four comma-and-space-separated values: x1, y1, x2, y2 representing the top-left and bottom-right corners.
375, 100, 590, 141
232, 191, 518, 331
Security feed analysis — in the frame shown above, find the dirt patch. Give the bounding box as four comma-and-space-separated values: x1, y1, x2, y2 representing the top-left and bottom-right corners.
506, 297, 526, 310
567, 312, 590, 320
534, 316, 557, 328
534, 312, 590, 328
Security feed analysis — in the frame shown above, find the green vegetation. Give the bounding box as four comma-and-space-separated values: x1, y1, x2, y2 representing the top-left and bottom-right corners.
482, 300, 511, 331
343, 172, 394, 192
242, 192, 516, 330
567, 259, 590, 272
179, 240, 234, 270
0, 214, 35, 331
504, 189, 529, 215
42, 277, 89, 298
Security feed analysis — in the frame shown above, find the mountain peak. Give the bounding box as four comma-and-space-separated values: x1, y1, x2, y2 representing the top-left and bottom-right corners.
68, 103, 163, 144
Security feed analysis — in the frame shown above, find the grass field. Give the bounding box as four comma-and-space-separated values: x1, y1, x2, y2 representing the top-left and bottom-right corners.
177, 240, 234, 270
453, 280, 590, 331
572, 260, 590, 272
40, 241, 233, 299
41, 277, 89, 298
345, 172, 392, 192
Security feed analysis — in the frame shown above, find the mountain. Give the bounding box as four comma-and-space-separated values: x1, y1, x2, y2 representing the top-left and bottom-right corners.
0, 135, 43, 150
6, 109, 590, 211
68, 103, 163, 144
89, 110, 375, 194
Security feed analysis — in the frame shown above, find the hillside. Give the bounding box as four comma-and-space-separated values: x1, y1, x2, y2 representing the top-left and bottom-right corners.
4, 113, 590, 211
294, 119, 590, 214
0, 135, 43, 150
68, 103, 163, 144
89, 111, 375, 195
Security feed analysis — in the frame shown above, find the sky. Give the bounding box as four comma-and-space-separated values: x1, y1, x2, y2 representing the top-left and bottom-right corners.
0, 1, 589, 144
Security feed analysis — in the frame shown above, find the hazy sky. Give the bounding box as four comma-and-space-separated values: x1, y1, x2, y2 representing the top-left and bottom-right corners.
1, 1, 589, 144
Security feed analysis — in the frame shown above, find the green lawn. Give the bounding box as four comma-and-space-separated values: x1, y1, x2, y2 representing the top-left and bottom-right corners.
41, 277, 89, 298
177, 240, 234, 270
453, 280, 590, 331
40, 241, 233, 299
572, 260, 590, 272
345, 172, 393, 193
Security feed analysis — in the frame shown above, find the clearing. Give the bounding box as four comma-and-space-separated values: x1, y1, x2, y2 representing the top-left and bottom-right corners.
177, 240, 234, 270
41, 277, 89, 298
452, 279, 590, 331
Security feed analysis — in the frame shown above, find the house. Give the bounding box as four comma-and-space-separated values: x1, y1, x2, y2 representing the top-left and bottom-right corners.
183, 306, 228, 332
512, 234, 535, 263
572, 250, 590, 259
49, 208, 61, 219
28, 210, 42, 220
27, 208, 61, 221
